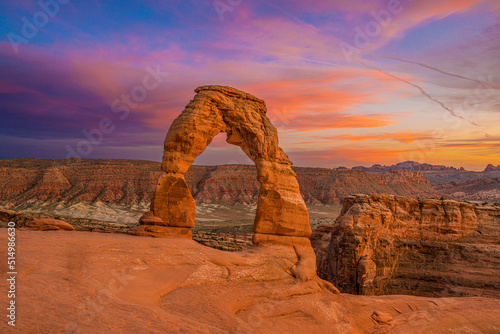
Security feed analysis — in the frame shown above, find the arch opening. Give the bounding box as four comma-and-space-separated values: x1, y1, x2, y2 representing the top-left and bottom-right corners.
185, 133, 257, 251
131, 85, 312, 245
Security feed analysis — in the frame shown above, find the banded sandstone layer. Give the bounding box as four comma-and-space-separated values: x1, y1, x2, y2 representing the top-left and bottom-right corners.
312, 194, 500, 298
0, 158, 438, 207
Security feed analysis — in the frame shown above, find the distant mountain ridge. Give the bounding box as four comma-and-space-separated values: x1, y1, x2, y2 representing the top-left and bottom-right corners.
485, 164, 500, 172
0, 158, 438, 208
352, 161, 465, 172
351, 161, 500, 184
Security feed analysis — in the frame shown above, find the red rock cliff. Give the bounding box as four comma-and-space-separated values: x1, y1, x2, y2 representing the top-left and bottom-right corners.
0, 158, 438, 207
312, 194, 500, 298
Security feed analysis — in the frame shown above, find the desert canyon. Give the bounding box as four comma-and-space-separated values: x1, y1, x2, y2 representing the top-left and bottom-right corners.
1, 86, 499, 333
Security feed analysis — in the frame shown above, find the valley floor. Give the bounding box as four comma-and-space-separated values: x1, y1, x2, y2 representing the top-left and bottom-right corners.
0, 202, 342, 250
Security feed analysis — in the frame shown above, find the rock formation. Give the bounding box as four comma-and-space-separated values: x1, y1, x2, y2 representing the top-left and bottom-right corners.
132, 86, 311, 244
352, 161, 464, 174
0, 158, 439, 207
0, 208, 41, 227
434, 177, 500, 202
352, 161, 500, 184
485, 164, 500, 172
25, 218, 74, 231
312, 194, 500, 298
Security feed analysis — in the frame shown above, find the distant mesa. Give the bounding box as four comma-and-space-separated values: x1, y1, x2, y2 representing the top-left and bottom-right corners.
352, 161, 464, 172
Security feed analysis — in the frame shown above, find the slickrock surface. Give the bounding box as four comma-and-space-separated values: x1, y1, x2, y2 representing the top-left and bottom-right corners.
1, 230, 499, 333
312, 194, 500, 298
150, 85, 310, 238
0, 158, 438, 207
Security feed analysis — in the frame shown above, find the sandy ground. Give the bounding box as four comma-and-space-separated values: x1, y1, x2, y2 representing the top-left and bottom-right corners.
0, 229, 499, 333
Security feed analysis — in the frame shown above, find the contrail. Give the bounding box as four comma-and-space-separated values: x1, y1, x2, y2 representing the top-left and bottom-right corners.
303, 58, 478, 125
357, 60, 479, 126
373, 55, 500, 90
265, 3, 304, 25
303, 58, 341, 67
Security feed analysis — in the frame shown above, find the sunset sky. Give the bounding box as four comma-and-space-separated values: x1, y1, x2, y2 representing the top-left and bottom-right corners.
1, 0, 499, 170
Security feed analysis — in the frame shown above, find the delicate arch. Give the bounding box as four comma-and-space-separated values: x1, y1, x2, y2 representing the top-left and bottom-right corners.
137, 86, 311, 239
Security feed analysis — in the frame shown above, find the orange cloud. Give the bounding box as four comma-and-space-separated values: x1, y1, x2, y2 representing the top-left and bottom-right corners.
289, 146, 412, 167
439, 143, 497, 148
284, 113, 395, 131
332, 132, 434, 143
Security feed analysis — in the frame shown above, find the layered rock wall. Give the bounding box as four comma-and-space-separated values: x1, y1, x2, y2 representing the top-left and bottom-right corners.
0, 159, 438, 207
312, 194, 500, 297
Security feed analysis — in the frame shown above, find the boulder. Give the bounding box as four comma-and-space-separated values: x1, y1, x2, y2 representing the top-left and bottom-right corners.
138, 211, 166, 226
25, 218, 74, 231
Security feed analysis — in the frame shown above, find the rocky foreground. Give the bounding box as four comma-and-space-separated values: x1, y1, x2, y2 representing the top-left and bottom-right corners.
1, 230, 499, 333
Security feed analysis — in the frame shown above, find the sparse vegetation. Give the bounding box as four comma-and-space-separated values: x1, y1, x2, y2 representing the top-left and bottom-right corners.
439, 196, 446, 201
482, 201, 489, 206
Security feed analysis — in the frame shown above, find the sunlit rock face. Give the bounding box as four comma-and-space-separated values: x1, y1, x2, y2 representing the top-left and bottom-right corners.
312, 194, 500, 298
138, 85, 311, 239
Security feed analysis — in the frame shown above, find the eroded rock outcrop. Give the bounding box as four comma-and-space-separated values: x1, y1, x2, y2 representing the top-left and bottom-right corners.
133, 85, 311, 241
25, 218, 74, 231
312, 194, 500, 297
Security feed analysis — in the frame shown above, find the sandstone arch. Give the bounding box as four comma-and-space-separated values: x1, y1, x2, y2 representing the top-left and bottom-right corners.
131, 85, 311, 243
